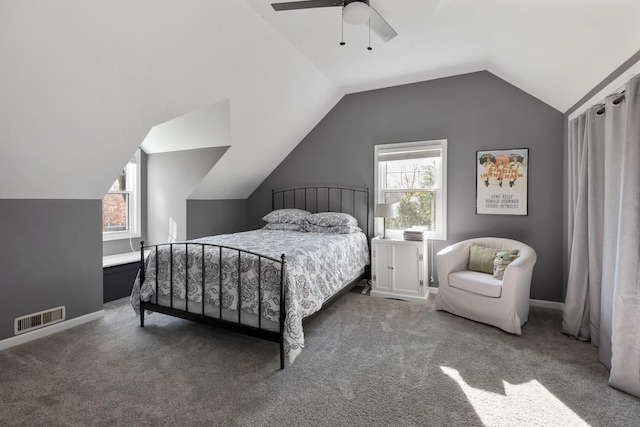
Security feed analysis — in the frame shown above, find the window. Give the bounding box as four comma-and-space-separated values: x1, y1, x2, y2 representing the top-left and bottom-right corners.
375, 140, 447, 240
102, 150, 141, 241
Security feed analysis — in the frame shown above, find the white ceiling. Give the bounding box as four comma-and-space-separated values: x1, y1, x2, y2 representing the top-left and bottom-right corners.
1, 1, 640, 201
0, 1, 341, 199
246, 0, 640, 112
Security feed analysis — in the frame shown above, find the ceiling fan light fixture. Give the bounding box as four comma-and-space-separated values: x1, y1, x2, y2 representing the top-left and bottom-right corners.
342, 1, 370, 25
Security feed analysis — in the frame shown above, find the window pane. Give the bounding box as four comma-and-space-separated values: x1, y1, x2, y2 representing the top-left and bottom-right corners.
102, 193, 129, 232
384, 191, 436, 231
109, 169, 127, 192
383, 158, 438, 190
375, 140, 446, 240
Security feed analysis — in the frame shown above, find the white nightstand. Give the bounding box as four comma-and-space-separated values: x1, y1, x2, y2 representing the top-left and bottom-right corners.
370, 237, 428, 302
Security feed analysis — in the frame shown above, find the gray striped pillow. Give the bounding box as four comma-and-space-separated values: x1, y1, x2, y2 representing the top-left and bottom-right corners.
468, 245, 497, 274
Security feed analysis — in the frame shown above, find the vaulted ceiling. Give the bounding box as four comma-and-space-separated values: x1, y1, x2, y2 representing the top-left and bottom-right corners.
247, 0, 640, 112
0, 1, 341, 200
1, 1, 639, 201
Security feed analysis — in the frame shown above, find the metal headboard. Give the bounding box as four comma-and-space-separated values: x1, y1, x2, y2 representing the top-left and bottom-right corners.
272, 185, 370, 238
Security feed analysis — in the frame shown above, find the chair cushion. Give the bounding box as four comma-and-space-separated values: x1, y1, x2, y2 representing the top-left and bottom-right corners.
448, 270, 503, 298
468, 245, 498, 274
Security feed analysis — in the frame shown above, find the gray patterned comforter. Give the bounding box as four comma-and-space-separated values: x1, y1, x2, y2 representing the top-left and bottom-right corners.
131, 229, 369, 364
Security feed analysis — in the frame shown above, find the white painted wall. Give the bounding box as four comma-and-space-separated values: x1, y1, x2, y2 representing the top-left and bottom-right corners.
141, 99, 231, 154
147, 147, 228, 245
0, 0, 342, 200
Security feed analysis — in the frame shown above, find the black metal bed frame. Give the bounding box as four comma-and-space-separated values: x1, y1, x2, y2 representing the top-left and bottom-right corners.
138, 185, 370, 369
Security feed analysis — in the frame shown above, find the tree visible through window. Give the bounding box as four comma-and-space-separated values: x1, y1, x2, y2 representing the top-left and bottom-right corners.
375, 140, 447, 240
103, 169, 129, 232
102, 150, 140, 238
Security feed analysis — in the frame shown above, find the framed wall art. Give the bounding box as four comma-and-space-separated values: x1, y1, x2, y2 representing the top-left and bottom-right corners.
476, 148, 528, 215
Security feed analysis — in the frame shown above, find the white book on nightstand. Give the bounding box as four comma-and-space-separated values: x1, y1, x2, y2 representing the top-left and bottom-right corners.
403, 228, 425, 241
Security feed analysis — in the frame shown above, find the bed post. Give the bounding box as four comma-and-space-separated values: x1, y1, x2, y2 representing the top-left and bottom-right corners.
140, 241, 145, 283
366, 187, 370, 237
140, 241, 145, 328
366, 187, 372, 281
280, 253, 286, 369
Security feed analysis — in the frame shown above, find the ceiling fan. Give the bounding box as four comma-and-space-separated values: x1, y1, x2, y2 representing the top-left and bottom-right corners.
271, 0, 398, 43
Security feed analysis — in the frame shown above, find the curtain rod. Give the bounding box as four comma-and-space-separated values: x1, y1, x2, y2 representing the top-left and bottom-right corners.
594, 90, 626, 115
568, 66, 640, 121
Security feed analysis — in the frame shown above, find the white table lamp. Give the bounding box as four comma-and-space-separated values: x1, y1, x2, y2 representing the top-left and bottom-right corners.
375, 203, 397, 239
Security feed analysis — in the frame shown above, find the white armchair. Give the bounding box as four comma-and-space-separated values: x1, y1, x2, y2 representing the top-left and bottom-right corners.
435, 237, 537, 335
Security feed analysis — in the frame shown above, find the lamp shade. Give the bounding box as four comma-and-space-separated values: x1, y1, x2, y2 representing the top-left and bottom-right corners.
375, 203, 397, 218
342, 1, 370, 25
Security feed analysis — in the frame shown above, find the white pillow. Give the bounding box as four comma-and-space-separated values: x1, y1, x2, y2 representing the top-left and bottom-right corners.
262, 209, 311, 225
307, 212, 358, 227
303, 223, 362, 234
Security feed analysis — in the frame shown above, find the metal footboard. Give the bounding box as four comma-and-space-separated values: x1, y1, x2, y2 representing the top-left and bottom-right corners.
138, 241, 287, 369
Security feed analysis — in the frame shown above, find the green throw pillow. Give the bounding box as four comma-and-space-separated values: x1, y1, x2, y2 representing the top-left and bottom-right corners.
468, 245, 498, 274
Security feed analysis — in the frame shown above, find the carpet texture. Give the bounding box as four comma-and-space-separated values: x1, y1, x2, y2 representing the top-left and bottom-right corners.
0, 290, 638, 426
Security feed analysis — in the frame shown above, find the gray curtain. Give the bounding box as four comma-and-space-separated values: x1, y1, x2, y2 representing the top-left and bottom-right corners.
563, 75, 640, 398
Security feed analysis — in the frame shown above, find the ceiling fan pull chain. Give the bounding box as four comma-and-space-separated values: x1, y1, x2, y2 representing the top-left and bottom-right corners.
340, 10, 346, 46
367, 16, 372, 50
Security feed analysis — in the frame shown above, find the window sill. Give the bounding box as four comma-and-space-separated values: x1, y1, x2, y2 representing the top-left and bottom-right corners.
103, 231, 141, 242
379, 231, 447, 241
103, 251, 149, 268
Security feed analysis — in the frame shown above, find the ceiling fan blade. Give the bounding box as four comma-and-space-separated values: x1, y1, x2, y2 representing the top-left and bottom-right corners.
367, 6, 398, 42
272, 0, 343, 11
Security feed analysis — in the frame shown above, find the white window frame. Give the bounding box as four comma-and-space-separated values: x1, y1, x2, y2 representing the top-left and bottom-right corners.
374, 139, 447, 240
103, 149, 141, 242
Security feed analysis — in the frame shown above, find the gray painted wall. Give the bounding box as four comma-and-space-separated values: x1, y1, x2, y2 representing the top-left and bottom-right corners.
186, 199, 249, 240
0, 200, 103, 340
147, 147, 228, 246
248, 71, 564, 302
102, 150, 148, 256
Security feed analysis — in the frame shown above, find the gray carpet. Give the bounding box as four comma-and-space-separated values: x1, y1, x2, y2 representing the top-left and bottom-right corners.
1, 289, 638, 426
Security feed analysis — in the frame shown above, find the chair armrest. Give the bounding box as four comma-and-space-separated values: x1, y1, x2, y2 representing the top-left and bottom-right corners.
506, 246, 537, 271
436, 241, 470, 285
501, 247, 537, 301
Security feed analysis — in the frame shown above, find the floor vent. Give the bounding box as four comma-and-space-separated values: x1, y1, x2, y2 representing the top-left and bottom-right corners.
14, 306, 66, 335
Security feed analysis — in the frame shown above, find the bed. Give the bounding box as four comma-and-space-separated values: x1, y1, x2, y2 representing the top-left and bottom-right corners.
131, 186, 370, 368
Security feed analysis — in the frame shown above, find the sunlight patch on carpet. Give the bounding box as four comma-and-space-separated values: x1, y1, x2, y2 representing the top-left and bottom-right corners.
441, 366, 589, 426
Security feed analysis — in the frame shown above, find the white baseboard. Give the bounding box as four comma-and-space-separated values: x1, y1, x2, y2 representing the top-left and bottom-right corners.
0, 309, 105, 352
530, 299, 564, 310
428, 287, 564, 310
